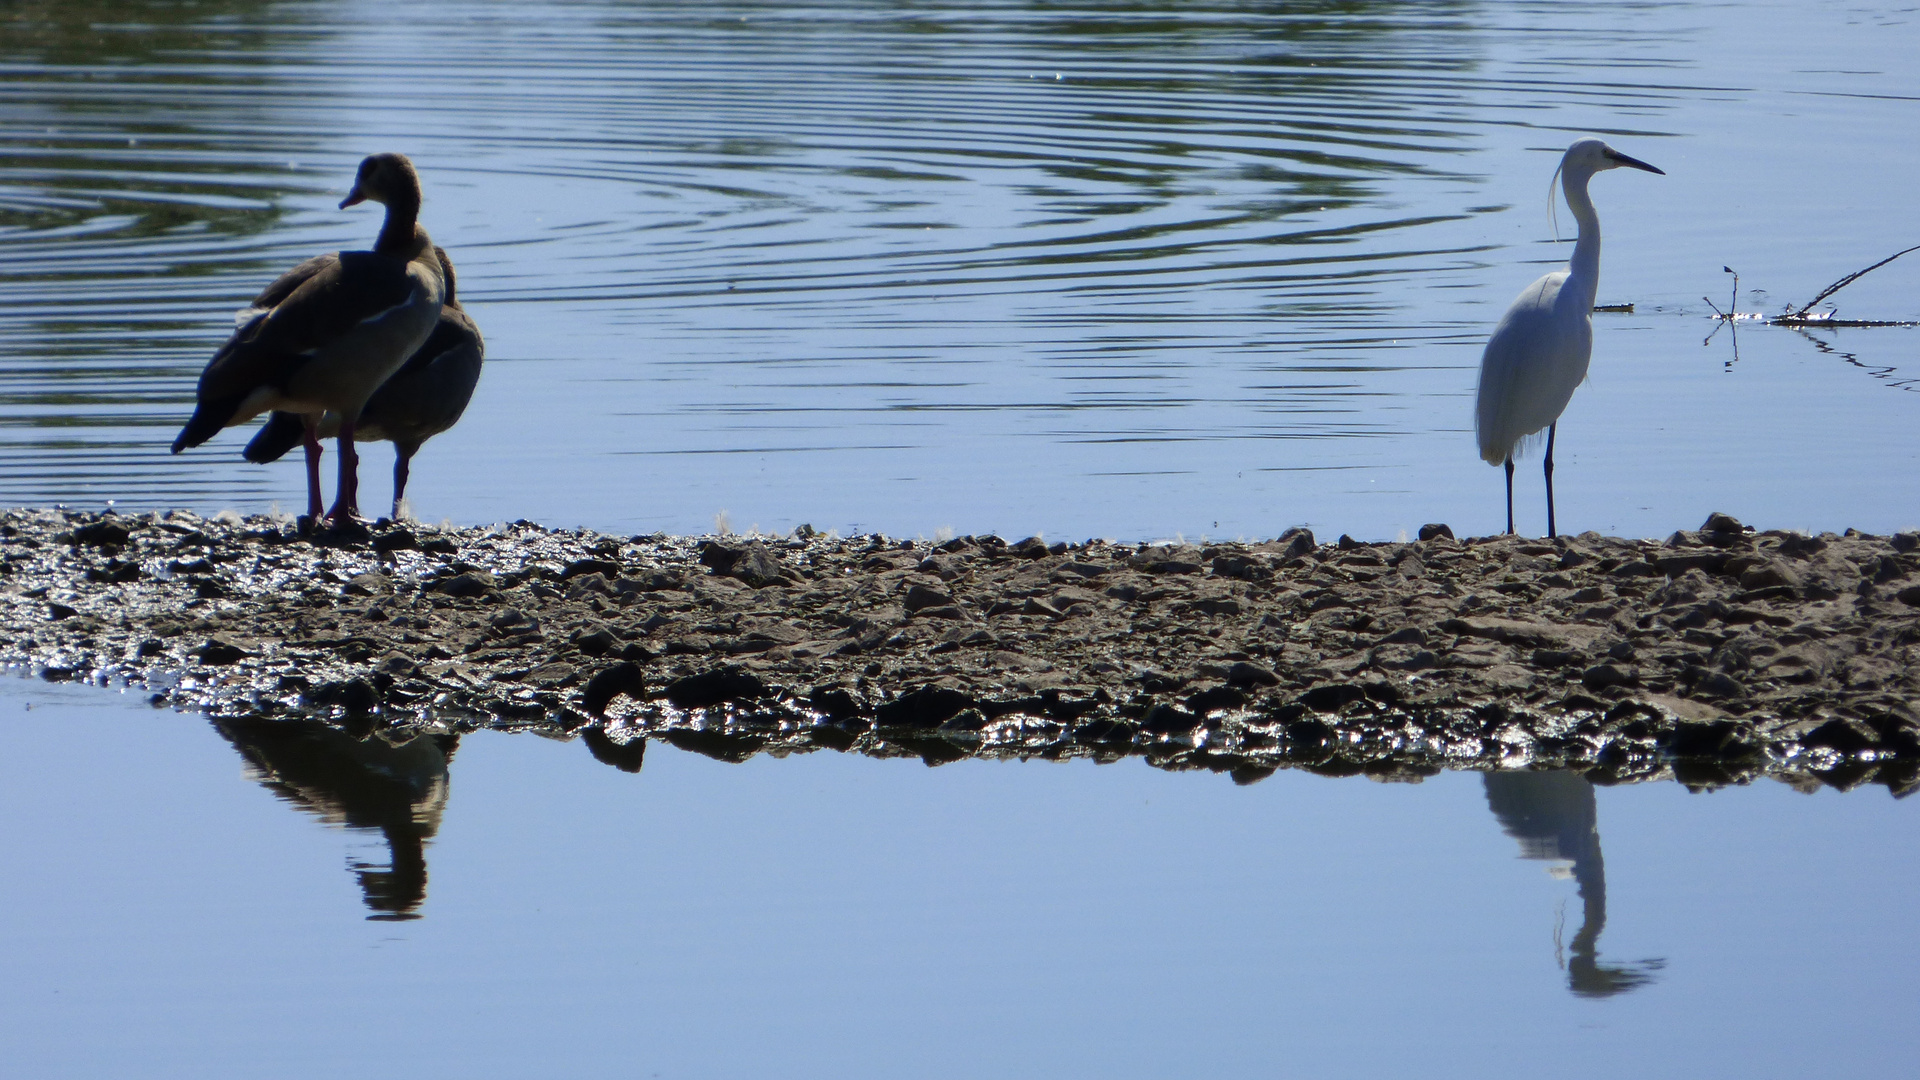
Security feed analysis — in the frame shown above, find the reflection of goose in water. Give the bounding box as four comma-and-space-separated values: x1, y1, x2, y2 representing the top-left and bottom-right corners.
1483, 771, 1664, 997
213, 717, 456, 921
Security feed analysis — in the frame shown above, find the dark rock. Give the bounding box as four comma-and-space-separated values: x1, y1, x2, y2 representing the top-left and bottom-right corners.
1139, 703, 1201, 735
582, 661, 647, 716
1738, 561, 1800, 591
1055, 560, 1109, 579
196, 639, 248, 665
371, 527, 417, 553
1225, 661, 1280, 688
1187, 685, 1247, 715
664, 666, 765, 709
1230, 765, 1278, 786
938, 709, 989, 732
1581, 663, 1638, 690
376, 653, 417, 678
1802, 718, 1880, 754
1892, 532, 1920, 554
1012, 536, 1050, 560
918, 605, 970, 622
875, 685, 975, 728
904, 583, 955, 613
1417, 523, 1454, 542
1189, 597, 1242, 616
1663, 719, 1755, 758
1361, 680, 1402, 707
489, 609, 538, 635
730, 543, 785, 588
1299, 683, 1367, 713
563, 557, 622, 580
1732, 585, 1797, 605
1896, 585, 1920, 607
1280, 528, 1316, 558
661, 728, 769, 764
1657, 551, 1727, 575
1039, 687, 1105, 721
1285, 717, 1338, 753
1210, 554, 1271, 581
1130, 547, 1203, 575
1337, 534, 1361, 551
84, 559, 143, 584
310, 677, 379, 715
1778, 533, 1826, 558
71, 521, 130, 548
1076, 717, 1139, 745
1683, 665, 1746, 698
431, 571, 496, 598
581, 728, 647, 773
697, 540, 746, 573
808, 685, 864, 721
419, 536, 459, 555
343, 572, 391, 597
566, 572, 610, 597
46, 603, 77, 621
573, 625, 619, 656
1701, 512, 1747, 536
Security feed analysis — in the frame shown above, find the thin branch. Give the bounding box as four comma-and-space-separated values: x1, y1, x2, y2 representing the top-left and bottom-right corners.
1783, 243, 1920, 320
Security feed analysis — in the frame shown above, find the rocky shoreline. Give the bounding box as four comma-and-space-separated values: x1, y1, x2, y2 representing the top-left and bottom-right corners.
3, 507, 1916, 795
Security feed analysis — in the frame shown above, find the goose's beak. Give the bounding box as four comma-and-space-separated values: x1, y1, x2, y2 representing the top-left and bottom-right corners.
339, 186, 367, 209
1606, 149, 1665, 175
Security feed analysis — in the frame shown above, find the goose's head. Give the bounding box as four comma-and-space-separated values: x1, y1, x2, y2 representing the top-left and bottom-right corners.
340, 152, 423, 210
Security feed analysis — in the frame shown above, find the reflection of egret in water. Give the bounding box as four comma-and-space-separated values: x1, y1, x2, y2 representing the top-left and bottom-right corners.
213, 717, 456, 921
1483, 771, 1664, 997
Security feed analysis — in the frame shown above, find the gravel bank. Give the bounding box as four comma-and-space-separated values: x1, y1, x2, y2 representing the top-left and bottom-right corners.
3, 508, 1916, 795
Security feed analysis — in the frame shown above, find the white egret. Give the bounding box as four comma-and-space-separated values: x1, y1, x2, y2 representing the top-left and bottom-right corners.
1474, 138, 1663, 537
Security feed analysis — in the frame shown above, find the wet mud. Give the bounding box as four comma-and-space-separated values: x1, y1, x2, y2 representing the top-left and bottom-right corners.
3, 508, 1917, 795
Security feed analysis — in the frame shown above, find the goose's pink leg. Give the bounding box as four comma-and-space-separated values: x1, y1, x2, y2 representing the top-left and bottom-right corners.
302, 418, 325, 521
327, 416, 361, 523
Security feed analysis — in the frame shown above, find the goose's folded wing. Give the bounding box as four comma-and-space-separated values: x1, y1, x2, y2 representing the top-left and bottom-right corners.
196, 251, 420, 403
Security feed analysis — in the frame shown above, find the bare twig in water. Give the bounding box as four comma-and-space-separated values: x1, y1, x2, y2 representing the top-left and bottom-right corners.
1775, 243, 1920, 326
1702, 267, 1749, 360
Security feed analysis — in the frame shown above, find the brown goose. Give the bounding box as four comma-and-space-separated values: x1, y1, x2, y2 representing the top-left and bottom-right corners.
244, 246, 484, 519
171, 152, 446, 522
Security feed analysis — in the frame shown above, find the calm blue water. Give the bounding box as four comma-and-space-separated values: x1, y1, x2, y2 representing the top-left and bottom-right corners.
1, 679, 1914, 1078
2, 0, 1917, 541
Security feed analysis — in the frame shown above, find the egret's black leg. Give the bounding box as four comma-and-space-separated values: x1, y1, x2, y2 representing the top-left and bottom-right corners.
1504, 457, 1516, 535
1544, 423, 1558, 540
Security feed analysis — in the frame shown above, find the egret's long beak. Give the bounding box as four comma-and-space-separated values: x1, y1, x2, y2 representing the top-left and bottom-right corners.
1606, 149, 1665, 175
339, 186, 367, 209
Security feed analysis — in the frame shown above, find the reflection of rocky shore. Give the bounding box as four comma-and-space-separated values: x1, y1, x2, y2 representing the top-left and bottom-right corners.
4, 508, 1918, 794
214, 716, 455, 920
1484, 772, 1663, 996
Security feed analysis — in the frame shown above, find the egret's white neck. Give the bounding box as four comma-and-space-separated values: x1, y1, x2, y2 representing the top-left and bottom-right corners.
1561, 164, 1602, 309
